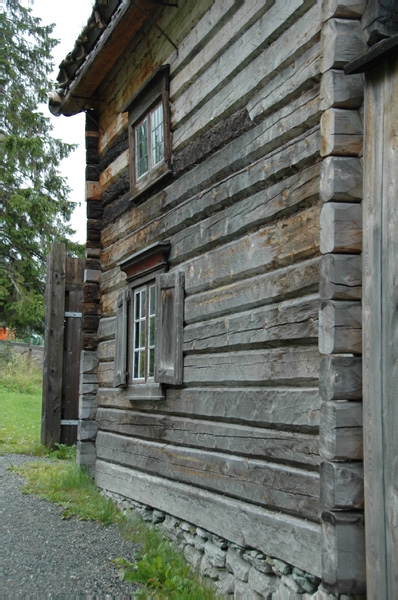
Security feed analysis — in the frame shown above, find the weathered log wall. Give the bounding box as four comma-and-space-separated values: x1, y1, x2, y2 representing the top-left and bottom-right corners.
86, 0, 366, 587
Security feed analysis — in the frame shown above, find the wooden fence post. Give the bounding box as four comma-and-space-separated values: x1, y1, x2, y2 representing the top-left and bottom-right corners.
41, 243, 66, 446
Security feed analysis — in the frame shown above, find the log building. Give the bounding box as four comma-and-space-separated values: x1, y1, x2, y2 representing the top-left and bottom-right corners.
49, 0, 397, 597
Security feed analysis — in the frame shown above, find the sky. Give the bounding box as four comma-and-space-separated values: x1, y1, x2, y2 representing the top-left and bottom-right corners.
30, 0, 95, 244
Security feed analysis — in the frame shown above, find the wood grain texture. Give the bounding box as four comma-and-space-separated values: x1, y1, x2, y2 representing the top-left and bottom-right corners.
96, 431, 321, 519
320, 461, 363, 509
320, 156, 362, 203
184, 346, 319, 387
96, 408, 320, 466
319, 254, 362, 300
184, 296, 318, 353
320, 108, 363, 156
185, 259, 320, 324
320, 69, 363, 110
321, 511, 366, 594
320, 401, 363, 460
320, 18, 367, 73
319, 300, 362, 355
319, 355, 362, 400
96, 386, 321, 429
95, 460, 322, 576
322, 0, 366, 21
320, 202, 362, 254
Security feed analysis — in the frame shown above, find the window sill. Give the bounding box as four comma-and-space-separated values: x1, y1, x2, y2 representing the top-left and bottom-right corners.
125, 382, 165, 402
130, 161, 172, 202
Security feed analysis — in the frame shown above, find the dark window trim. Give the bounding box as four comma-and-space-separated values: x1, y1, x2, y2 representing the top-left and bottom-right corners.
122, 66, 171, 199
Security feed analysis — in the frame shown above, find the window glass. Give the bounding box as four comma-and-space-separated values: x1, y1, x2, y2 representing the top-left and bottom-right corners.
136, 119, 149, 178
132, 283, 156, 381
151, 104, 164, 166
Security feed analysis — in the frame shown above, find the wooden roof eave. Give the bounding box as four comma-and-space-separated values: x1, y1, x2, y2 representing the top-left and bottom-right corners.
57, 0, 160, 117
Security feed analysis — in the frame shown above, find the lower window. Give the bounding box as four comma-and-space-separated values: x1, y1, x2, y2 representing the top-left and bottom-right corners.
132, 282, 156, 382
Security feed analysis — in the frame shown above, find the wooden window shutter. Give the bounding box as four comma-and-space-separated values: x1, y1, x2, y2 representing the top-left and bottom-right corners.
155, 271, 184, 385
114, 289, 128, 387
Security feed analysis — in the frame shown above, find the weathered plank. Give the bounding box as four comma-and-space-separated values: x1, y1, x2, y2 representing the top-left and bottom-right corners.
96, 386, 321, 428
320, 462, 364, 509
362, 59, 398, 599
185, 258, 320, 324
41, 243, 66, 447
96, 432, 321, 519
97, 316, 116, 341
320, 401, 363, 460
321, 511, 365, 594
320, 108, 363, 156
98, 340, 115, 363
101, 126, 321, 269
184, 346, 319, 387
96, 408, 320, 465
98, 148, 129, 193
181, 205, 320, 296
95, 460, 322, 576
319, 254, 362, 300
322, 0, 366, 20
320, 69, 363, 110
169, 165, 320, 265
319, 300, 362, 355
78, 419, 98, 442
247, 41, 321, 121
172, 1, 322, 149
97, 361, 114, 387
183, 296, 318, 353
320, 18, 367, 73
320, 202, 362, 253
319, 156, 362, 203
170, 0, 268, 100
319, 356, 362, 400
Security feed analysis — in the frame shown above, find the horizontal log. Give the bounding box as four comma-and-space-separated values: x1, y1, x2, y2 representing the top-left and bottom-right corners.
247, 41, 321, 121
96, 432, 321, 519
185, 258, 320, 324
322, 0, 367, 20
321, 511, 366, 594
97, 316, 116, 341
184, 346, 319, 387
181, 205, 320, 296
319, 300, 362, 355
86, 181, 101, 201
320, 401, 363, 460
320, 18, 367, 73
170, 1, 269, 102
97, 361, 114, 387
96, 408, 320, 466
172, 2, 321, 149
320, 202, 362, 254
320, 108, 363, 156
95, 460, 322, 576
320, 156, 362, 203
320, 461, 364, 509
98, 340, 115, 362
169, 164, 320, 265
80, 350, 98, 375
319, 254, 362, 300
320, 69, 363, 110
78, 419, 98, 442
96, 386, 321, 428
99, 148, 129, 193
184, 296, 318, 353
101, 127, 321, 268
319, 356, 362, 400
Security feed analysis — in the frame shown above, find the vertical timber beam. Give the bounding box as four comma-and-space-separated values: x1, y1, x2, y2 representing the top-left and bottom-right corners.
41, 243, 66, 446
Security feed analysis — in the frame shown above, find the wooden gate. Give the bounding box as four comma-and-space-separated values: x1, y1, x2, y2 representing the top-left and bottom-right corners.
41, 243, 84, 446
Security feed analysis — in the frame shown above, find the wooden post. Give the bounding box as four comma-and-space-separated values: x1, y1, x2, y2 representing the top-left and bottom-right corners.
41, 243, 66, 446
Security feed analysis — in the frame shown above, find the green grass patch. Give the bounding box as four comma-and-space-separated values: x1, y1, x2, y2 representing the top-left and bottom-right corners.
0, 387, 45, 455
17, 459, 216, 598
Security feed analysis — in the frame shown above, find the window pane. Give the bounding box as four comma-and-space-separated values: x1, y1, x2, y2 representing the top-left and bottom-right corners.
134, 350, 139, 379
149, 316, 155, 346
149, 284, 156, 315
135, 291, 140, 320
140, 288, 147, 318
139, 351, 145, 378
140, 321, 146, 348
136, 119, 148, 178
148, 348, 155, 378
151, 105, 164, 166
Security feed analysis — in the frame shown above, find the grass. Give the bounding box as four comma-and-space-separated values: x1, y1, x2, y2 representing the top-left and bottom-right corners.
2, 350, 216, 599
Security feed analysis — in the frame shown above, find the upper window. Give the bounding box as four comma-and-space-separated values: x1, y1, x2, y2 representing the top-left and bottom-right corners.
122, 66, 171, 198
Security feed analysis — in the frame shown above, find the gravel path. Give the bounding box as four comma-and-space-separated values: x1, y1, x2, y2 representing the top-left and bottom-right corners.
1, 454, 141, 599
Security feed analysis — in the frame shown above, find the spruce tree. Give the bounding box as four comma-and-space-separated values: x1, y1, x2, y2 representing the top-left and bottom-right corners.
0, 1, 82, 335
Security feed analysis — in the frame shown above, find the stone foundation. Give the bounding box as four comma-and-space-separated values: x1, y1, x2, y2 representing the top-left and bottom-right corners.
104, 491, 365, 600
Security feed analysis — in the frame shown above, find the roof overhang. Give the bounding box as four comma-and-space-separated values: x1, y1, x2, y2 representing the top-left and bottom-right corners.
50, 0, 166, 117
